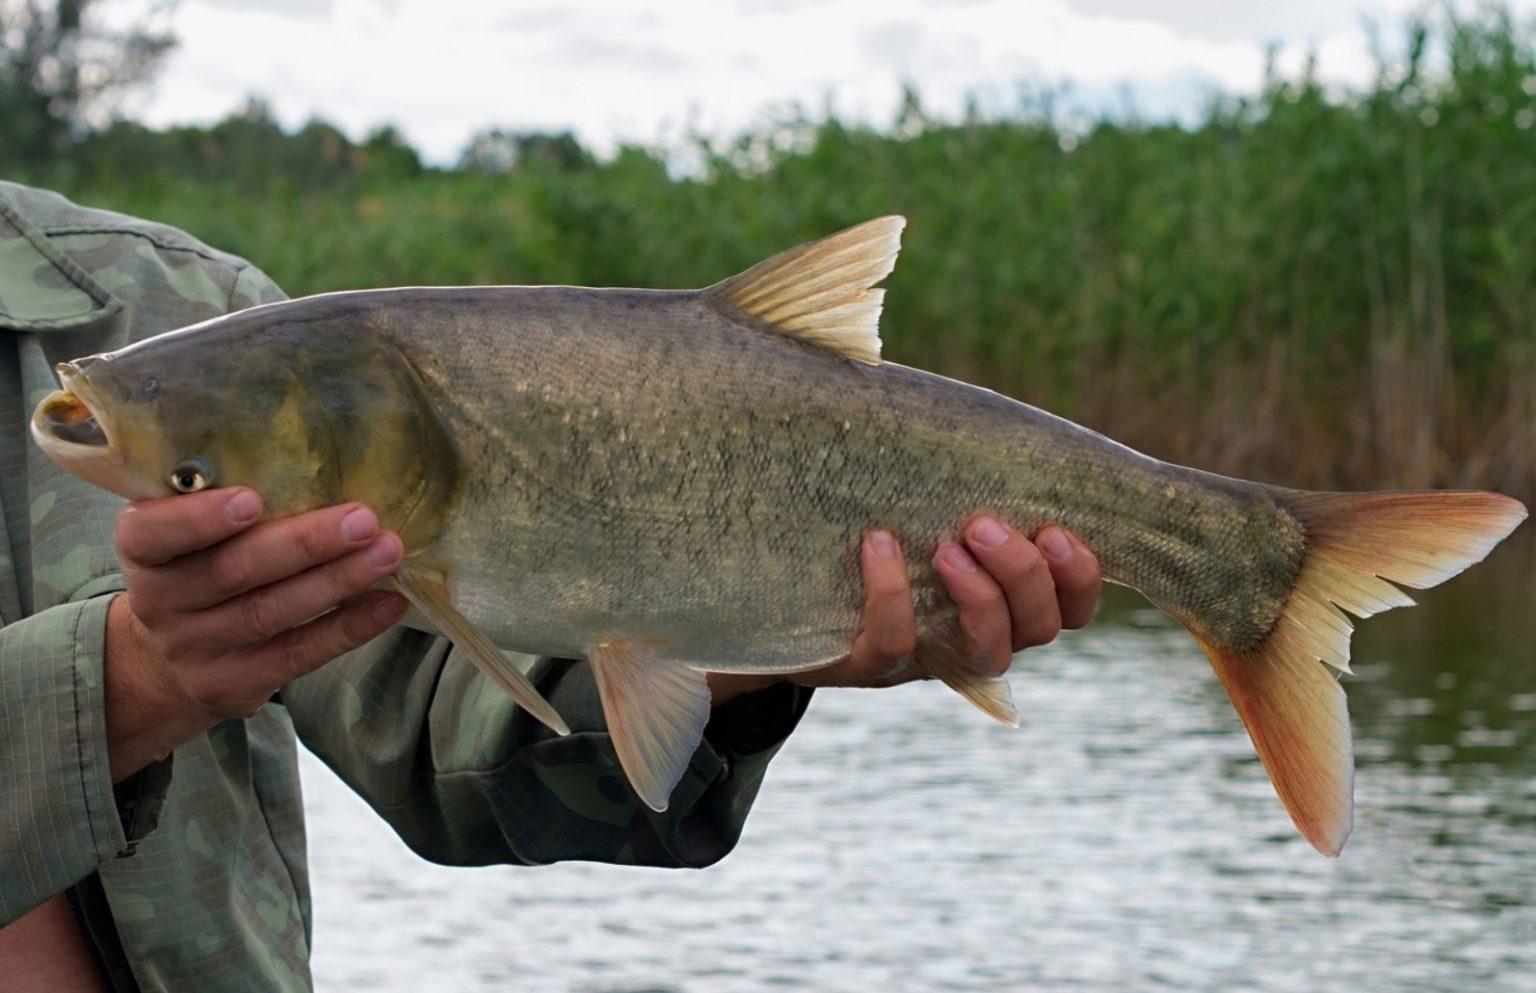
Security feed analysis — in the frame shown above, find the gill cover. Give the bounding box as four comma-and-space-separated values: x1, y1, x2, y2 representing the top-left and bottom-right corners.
300, 337, 464, 551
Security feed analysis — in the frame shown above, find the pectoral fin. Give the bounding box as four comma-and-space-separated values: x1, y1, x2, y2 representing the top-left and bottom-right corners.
392, 569, 570, 736
586, 640, 713, 812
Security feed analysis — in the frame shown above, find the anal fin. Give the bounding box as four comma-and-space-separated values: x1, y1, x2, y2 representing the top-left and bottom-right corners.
587, 640, 713, 812
915, 623, 1020, 728
392, 569, 570, 736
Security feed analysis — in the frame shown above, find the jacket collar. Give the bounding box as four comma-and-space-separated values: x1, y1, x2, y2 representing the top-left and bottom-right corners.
0, 188, 122, 332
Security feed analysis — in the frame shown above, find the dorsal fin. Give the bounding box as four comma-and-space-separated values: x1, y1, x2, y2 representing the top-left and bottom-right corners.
705, 216, 905, 364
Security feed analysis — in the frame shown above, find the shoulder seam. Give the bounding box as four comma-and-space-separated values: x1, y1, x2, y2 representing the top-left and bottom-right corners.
41, 223, 242, 269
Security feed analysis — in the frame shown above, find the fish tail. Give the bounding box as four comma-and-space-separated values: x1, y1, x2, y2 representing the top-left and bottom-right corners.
1191, 489, 1525, 857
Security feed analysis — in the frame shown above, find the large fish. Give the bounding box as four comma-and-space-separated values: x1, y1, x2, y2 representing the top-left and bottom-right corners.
32, 218, 1526, 854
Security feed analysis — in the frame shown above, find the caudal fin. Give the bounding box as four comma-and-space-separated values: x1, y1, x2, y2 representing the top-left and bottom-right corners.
1194, 489, 1526, 857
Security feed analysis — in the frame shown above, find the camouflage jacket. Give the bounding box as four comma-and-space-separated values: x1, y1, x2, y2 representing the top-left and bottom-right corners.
0, 181, 811, 992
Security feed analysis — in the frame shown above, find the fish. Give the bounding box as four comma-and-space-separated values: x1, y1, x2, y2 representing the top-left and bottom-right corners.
32, 216, 1526, 855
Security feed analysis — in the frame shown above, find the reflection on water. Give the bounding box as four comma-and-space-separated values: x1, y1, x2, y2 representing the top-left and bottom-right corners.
301, 536, 1535, 993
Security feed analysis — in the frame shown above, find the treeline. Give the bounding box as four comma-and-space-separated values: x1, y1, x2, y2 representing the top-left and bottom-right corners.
12, 8, 1536, 498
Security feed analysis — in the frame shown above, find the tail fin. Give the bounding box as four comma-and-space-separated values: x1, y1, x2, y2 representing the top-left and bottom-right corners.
1194, 490, 1526, 857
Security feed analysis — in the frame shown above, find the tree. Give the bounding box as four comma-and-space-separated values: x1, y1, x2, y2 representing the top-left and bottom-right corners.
0, 0, 177, 169
458, 127, 592, 174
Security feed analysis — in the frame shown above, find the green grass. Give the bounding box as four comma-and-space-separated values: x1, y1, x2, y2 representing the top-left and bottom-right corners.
29, 7, 1536, 498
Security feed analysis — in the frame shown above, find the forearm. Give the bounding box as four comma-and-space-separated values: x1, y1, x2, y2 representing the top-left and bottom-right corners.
286, 633, 810, 868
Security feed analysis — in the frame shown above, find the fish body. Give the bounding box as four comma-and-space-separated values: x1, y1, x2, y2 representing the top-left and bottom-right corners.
365, 284, 1295, 667
32, 218, 1526, 854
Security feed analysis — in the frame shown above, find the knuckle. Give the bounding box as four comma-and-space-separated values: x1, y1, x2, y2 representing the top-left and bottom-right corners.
208, 546, 250, 596
294, 521, 335, 562
275, 633, 315, 678
958, 578, 1005, 609
114, 508, 146, 562
878, 624, 917, 661
1063, 598, 1099, 630
340, 608, 381, 647
238, 590, 285, 641
1018, 614, 1062, 649
324, 558, 370, 601
1056, 553, 1097, 588
866, 568, 909, 600
1012, 546, 1049, 582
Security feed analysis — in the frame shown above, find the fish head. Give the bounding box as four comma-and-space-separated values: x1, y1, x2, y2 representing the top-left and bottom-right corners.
32, 353, 182, 501
30, 333, 330, 511
32, 304, 462, 544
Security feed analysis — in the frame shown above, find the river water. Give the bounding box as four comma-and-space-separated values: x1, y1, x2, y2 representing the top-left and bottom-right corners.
300, 537, 1535, 993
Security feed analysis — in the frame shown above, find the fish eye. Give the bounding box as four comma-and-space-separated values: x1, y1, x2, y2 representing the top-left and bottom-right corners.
169, 458, 212, 494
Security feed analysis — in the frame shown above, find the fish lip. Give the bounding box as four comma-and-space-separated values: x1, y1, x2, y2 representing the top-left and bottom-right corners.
30, 361, 122, 464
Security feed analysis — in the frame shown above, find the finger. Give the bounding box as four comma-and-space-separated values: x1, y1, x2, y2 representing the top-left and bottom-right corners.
1035, 527, 1102, 630
238, 592, 408, 697
115, 487, 262, 567
963, 516, 1062, 650
846, 529, 918, 680
933, 541, 1013, 674
184, 533, 404, 654
155, 502, 383, 612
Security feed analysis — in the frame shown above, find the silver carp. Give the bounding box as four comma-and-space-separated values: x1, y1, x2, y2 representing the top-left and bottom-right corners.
32, 217, 1526, 854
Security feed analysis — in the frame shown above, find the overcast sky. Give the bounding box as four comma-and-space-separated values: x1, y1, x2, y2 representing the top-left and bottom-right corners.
131, 0, 1535, 163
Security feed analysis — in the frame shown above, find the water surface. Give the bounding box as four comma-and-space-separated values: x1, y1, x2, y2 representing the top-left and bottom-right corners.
301, 536, 1535, 992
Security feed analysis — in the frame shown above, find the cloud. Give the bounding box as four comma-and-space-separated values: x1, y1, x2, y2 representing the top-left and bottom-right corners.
134, 0, 1532, 165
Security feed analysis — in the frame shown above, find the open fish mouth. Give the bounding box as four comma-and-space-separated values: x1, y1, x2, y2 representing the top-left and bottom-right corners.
31, 361, 118, 459
37, 390, 108, 447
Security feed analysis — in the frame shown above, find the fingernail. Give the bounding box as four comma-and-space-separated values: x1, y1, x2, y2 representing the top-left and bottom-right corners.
1038, 527, 1073, 562
225, 489, 260, 523
969, 517, 1009, 549
363, 534, 400, 569
340, 506, 378, 543
373, 595, 407, 622
937, 542, 978, 573
867, 529, 896, 558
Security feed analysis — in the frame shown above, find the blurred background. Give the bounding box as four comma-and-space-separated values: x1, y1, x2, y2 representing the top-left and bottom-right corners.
4, 2, 1534, 991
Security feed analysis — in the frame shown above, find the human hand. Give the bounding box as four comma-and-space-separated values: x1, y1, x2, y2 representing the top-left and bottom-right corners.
104, 488, 408, 781
707, 517, 1102, 704
795, 517, 1102, 688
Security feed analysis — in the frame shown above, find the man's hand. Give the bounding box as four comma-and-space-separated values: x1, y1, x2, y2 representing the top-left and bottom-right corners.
105, 487, 408, 781
709, 517, 1102, 703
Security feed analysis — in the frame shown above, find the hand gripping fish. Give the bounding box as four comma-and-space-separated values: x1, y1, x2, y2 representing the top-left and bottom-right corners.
32, 217, 1526, 855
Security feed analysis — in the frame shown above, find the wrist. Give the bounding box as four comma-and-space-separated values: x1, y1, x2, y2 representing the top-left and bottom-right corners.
103, 595, 209, 781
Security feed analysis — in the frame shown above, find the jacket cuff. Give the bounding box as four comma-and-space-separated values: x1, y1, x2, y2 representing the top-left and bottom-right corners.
524, 658, 812, 866
704, 679, 813, 759
0, 595, 170, 920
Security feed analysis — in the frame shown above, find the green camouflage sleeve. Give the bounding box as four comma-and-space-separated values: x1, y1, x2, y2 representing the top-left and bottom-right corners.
0, 592, 171, 923
283, 631, 810, 867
